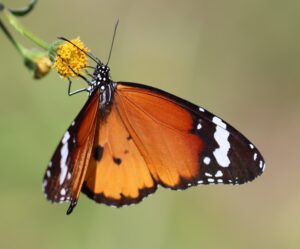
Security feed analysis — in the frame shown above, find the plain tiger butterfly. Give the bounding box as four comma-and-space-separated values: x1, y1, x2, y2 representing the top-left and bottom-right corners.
42, 30, 265, 215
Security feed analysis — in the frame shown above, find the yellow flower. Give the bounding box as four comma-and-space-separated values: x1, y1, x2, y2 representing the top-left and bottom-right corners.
53, 37, 89, 78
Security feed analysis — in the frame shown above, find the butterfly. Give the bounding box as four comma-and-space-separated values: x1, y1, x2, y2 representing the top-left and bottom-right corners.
42, 37, 265, 215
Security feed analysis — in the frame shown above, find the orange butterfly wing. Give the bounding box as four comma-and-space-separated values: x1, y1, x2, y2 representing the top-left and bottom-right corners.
115, 84, 203, 188
81, 83, 204, 206
43, 90, 99, 213
82, 102, 156, 206
81, 82, 264, 207
115, 82, 265, 187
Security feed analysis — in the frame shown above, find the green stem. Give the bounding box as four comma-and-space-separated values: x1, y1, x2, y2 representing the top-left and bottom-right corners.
1, 8, 50, 50
0, 17, 27, 57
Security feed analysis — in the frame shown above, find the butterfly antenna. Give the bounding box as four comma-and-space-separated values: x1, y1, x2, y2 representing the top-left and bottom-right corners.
57, 37, 101, 64
106, 19, 119, 66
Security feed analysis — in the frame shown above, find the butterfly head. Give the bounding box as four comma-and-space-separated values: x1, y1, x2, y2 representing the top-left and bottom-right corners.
93, 64, 111, 84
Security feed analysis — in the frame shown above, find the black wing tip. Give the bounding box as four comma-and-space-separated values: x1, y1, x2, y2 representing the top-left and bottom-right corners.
81, 182, 158, 207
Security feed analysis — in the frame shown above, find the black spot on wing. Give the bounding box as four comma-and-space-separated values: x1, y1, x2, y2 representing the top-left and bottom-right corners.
94, 145, 104, 161
113, 157, 122, 165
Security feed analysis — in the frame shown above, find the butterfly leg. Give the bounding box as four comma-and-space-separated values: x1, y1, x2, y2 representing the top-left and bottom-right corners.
84, 69, 95, 79
67, 78, 88, 96
66, 200, 77, 215
86, 66, 96, 69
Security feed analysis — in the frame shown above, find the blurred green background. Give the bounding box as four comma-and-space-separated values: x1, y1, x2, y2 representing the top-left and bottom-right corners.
0, 0, 299, 248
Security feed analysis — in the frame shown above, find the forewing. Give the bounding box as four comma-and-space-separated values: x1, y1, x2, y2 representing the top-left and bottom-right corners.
43, 90, 99, 212
114, 82, 265, 189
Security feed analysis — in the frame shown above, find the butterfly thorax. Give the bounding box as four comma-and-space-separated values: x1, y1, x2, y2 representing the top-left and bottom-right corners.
89, 64, 116, 115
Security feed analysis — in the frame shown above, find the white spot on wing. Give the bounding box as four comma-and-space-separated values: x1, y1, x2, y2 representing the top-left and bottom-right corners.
60, 131, 70, 185
199, 107, 205, 112
46, 170, 51, 178
207, 178, 215, 183
212, 116, 227, 129
249, 144, 254, 149
205, 172, 212, 177
203, 157, 211, 165
215, 170, 223, 177
253, 153, 257, 160
212, 117, 230, 167
197, 123, 202, 130
259, 160, 263, 169
42, 180, 47, 190
60, 188, 66, 196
